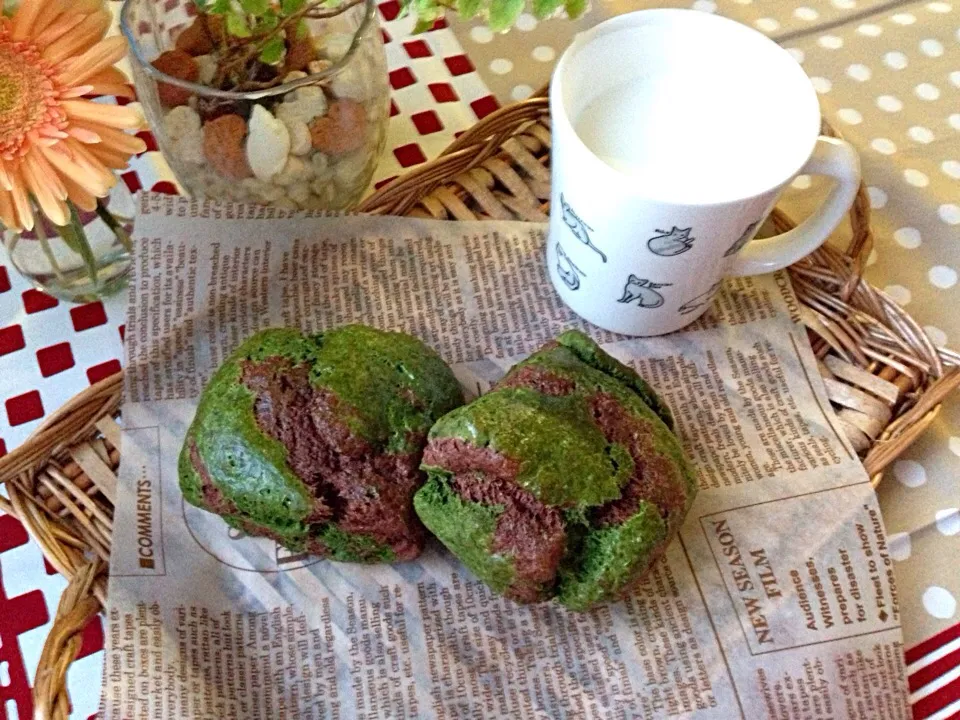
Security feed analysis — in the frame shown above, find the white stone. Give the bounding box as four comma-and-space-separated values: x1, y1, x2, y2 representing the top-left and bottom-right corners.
321, 33, 353, 62
162, 106, 204, 165
194, 54, 218, 85
311, 178, 336, 203
280, 115, 312, 156
308, 60, 333, 75
278, 85, 329, 124
275, 198, 300, 210
288, 182, 312, 206
283, 71, 308, 83
311, 152, 332, 180
330, 65, 369, 102
246, 105, 291, 182
273, 156, 312, 186
333, 150, 370, 188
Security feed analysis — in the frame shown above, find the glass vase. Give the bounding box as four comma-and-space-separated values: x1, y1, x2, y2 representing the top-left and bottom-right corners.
2, 182, 135, 303
121, 0, 389, 211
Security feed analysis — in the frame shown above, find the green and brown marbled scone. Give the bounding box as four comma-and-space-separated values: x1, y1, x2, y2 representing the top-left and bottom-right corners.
414, 330, 697, 610
179, 325, 464, 563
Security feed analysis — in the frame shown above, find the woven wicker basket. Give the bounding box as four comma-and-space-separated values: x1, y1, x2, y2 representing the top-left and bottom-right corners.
2, 94, 959, 720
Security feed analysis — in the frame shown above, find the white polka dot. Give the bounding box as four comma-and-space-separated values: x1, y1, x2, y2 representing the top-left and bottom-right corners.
923, 586, 957, 619
791, 174, 812, 189
868, 186, 888, 208
515, 12, 537, 31
511, 84, 533, 101
893, 459, 926, 486
935, 508, 960, 536
942, 160, 960, 179
489, 58, 513, 75
924, 325, 948, 346
929, 265, 958, 288
950, 115, 960, 131
847, 64, 872, 81
884, 284, 913, 306
871, 138, 897, 154
920, 38, 945, 56
531, 46, 555, 62
894, 227, 922, 248
876, 95, 903, 112
915, 83, 941, 101
883, 51, 908, 70
908, 126, 935, 144
857, 23, 883, 36
891, 12, 916, 24
819, 35, 843, 49
795, 6, 819, 20
469, 26, 493, 43
755, 17, 780, 32
941, 204, 960, 224
888, 532, 912, 561
837, 108, 863, 125
692, 0, 717, 12
867, 249, 879, 266
927, 1, 952, 11
950, 436, 960, 456
786, 47, 805, 63
811, 77, 832, 94
951, 72, 960, 88
832, 0, 856, 7
904, 168, 930, 187
732, 0, 751, 4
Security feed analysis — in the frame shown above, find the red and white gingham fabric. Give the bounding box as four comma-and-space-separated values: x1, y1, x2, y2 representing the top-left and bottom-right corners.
0, 5, 500, 717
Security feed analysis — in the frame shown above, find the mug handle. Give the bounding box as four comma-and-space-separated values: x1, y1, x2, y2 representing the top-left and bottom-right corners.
728, 136, 861, 277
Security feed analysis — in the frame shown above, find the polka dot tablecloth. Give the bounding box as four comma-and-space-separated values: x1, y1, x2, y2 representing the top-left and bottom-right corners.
1, 0, 959, 718
449, 1, 960, 716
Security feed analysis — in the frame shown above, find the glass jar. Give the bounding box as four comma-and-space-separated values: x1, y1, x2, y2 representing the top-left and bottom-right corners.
121, 0, 389, 211
2, 183, 135, 303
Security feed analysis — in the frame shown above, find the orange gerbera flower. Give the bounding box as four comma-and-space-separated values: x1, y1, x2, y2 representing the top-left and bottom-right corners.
0, 0, 146, 231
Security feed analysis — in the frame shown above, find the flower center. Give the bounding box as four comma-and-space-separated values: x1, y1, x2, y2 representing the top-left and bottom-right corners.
0, 42, 52, 152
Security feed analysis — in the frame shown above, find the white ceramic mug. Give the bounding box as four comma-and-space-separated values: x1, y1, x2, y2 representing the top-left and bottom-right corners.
547, 9, 861, 336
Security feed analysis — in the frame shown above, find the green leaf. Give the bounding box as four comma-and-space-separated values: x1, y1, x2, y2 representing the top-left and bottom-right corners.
258, 7, 279, 30
532, 0, 563, 18
209, 0, 232, 13
295, 19, 309, 38
488, 0, 523, 31
563, 0, 586, 18
240, 0, 269, 14
412, 15, 435, 33
281, 0, 307, 14
194, 0, 210, 9
455, 0, 482, 19
225, 12, 252, 36
259, 35, 286, 64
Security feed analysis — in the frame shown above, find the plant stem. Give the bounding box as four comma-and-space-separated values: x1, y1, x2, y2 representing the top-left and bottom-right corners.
56, 203, 99, 286
95, 199, 133, 253
34, 219, 67, 283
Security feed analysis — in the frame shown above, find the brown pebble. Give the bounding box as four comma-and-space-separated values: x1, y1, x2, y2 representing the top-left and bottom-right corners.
283, 27, 318, 75
152, 49, 198, 107
202, 114, 253, 179
308, 100, 367, 155
175, 15, 214, 56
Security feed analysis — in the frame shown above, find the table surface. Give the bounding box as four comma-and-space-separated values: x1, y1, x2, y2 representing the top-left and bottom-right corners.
1, 0, 958, 718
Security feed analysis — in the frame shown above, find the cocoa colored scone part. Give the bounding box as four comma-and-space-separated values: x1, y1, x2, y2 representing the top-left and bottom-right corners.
414, 330, 697, 610
179, 325, 464, 563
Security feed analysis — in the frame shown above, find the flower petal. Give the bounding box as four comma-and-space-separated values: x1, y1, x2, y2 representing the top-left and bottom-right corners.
86, 144, 131, 170
6, 166, 35, 231
0, 190, 19, 232
0, 158, 13, 192
26, 149, 67, 201
77, 123, 146, 156
61, 175, 97, 212
89, 83, 137, 100
66, 126, 101, 144
39, 144, 110, 197
62, 100, 143, 130
22, 158, 68, 227
42, 9, 112, 66
33, 10, 86, 49
56, 37, 130, 87
11, 0, 46, 41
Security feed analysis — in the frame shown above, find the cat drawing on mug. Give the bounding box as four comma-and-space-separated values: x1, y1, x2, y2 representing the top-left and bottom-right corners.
678, 281, 723, 315
648, 226, 695, 256
618, 275, 671, 308
560, 193, 607, 262
555, 243, 585, 291
724, 219, 761, 257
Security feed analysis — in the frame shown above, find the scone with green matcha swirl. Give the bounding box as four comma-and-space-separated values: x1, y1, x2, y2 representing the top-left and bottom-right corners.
179, 324, 464, 563
414, 330, 697, 610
